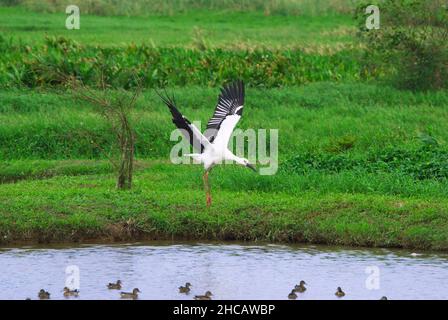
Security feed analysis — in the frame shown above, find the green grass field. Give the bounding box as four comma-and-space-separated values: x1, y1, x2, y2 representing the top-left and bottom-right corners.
1, 1, 448, 250
0, 6, 355, 49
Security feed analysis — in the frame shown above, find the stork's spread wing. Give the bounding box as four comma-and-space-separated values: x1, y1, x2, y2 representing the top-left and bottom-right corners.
205, 80, 245, 150
158, 90, 210, 153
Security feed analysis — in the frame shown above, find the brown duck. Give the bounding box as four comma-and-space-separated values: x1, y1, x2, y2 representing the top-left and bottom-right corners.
120, 288, 140, 299
288, 290, 297, 300
335, 287, 345, 297
294, 280, 307, 293
38, 289, 50, 300
194, 291, 213, 300
107, 280, 122, 290
63, 287, 79, 297
179, 282, 192, 293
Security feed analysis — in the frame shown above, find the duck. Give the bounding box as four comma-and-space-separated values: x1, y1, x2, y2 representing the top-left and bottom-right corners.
335, 287, 345, 297
194, 291, 213, 300
38, 289, 50, 300
179, 282, 192, 293
288, 290, 297, 300
63, 287, 79, 297
294, 280, 307, 293
107, 280, 122, 290
120, 288, 140, 299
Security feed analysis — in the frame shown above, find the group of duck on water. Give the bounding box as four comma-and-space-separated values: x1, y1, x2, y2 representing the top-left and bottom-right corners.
36, 280, 387, 300
287, 281, 387, 300
36, 280, 210, 300
37, 281, 140, 300
287, 281, 345, 299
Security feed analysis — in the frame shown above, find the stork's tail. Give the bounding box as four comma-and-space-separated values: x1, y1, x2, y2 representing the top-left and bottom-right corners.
184, 153, 202, 163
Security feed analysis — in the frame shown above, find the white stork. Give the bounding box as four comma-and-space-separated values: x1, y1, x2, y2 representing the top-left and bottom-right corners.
157, 80, 256, 207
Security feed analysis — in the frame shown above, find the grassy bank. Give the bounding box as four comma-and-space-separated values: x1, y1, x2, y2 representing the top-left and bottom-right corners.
1, 160, 448, 250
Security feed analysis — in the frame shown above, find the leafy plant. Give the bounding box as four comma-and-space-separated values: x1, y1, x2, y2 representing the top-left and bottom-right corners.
0, 36, 369, 89
325, 135, 357, 153
355, 0, 448, 90
283, 146, 448, 180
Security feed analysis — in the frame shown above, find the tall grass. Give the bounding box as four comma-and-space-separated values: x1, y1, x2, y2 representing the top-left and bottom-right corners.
8, 0, 358, 16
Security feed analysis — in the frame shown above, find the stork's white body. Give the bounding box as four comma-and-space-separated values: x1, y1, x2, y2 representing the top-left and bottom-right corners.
188, 146, 240, 171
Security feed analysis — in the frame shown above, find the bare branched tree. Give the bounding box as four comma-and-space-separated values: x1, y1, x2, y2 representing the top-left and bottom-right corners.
66, 71, 141, 190
35, 60, 142, 190
37, 63, 142, 190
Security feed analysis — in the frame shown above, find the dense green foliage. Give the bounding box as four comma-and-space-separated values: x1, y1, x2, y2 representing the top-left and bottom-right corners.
283, 146, 448, 180
0, 35, 366, 88
356, 0, 448, 90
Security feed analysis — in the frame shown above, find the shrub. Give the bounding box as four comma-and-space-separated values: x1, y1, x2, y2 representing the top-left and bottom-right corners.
283, 145, 448, 180
355, 0, 448, 91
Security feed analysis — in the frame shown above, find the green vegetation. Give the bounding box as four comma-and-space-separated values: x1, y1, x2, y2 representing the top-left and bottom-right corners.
0, 7, 355, 48
1, 1, 447, 249
356, 0, 448, 90
0, 35, 365, 88
12, 0, 357, 16
283, 146, 448, 180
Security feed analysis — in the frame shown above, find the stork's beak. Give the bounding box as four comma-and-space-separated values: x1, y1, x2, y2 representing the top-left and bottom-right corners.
246, 163, 257, 172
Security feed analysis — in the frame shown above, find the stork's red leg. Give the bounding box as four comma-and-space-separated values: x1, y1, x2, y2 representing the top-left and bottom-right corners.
203, 171, 211, 207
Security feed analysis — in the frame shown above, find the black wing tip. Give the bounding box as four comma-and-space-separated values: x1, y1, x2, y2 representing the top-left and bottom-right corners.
155, 88, 170, 106
156, 88, 204, 152
221, 79, 245, 105
155, 88, 191, 127
155, 87, 181, 116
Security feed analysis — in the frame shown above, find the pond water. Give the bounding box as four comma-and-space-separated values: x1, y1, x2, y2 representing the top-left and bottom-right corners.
0, 241, 447, 300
